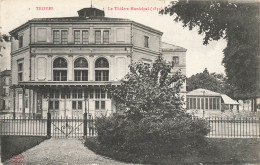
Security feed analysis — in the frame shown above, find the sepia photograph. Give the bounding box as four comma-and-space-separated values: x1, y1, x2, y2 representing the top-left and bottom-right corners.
0, 0, 259, 164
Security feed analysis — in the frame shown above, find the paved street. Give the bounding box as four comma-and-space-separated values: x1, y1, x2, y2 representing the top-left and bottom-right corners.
3, 139, 137, 165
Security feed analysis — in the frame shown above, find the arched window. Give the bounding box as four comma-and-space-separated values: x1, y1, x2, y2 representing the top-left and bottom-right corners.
74, 58, 88, 81
53, 57, 67, 81
95, 57, 109, 81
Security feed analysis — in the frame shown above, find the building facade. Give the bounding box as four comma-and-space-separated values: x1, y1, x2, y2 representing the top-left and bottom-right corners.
9, 7, 186, 119
0, 70, 12, 113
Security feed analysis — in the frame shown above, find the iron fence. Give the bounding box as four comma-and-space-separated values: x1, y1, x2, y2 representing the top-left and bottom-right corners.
0, 114, 96, 138
0, 117, 47, 136
205, 117, 260, 138
0, 115, 259, 138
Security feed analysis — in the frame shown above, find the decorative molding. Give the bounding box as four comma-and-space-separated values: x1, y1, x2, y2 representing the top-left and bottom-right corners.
30, 54, 36, 57
10, 46, 30, 56
89, 54, 94, 57
47, 54, 53, 57
68, 54, 73, 57
110, 55, 115, 58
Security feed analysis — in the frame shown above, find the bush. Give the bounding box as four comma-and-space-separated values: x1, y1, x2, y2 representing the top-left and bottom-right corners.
95, 115, 210, 159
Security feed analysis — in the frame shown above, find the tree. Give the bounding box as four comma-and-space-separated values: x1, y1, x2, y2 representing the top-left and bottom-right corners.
105, 56, 187, 121
187, 68, 234, 97
0, 34, 12, 57
187, 68, 223, 92
160, 0, 259, 110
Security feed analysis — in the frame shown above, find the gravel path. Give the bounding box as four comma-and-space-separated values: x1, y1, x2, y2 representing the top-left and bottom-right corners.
3, 138, 138, 165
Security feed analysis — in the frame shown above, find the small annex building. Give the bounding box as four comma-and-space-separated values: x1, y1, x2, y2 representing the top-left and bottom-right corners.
186, 88, 239, 117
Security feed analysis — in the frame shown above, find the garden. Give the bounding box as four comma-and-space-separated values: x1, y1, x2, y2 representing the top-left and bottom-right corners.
85, 57, 260, 164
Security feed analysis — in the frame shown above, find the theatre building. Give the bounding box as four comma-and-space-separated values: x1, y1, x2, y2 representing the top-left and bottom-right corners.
9, 7, 186, 119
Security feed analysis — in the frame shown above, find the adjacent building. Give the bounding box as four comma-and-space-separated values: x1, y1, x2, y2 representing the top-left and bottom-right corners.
0, 70, 12, 113
9, 7, 186, 119
186, 88, 239, 117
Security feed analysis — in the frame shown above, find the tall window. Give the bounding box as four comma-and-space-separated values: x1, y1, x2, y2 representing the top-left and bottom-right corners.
19, 36, 23, 48
95, 101, 105, 110
197, 98, 200, 109
173, 56, 179, 65
49, 101, 59, 109
216, 98, 220, 109
49, 89, 59, 99
192, 98, 196, 109
18, 62, 23, 81
95, 57, 109, 81
74, 30, 80, 44
103, 30, 109, 44
213, 98, 216, 110
53, 30, 68, 44
72, 101, 82, 109
53, 57, 67, 81
53, 30, 60, 44
201, 98, 204, 109
205, 98, 209, 109
74, 58, 88, 81
61, 30, 68, 44
72, 89, 83, 99
95, 31, 101, 44
209, 98, 213, 109
82, 30, 89, 44
144, 36, 149, 48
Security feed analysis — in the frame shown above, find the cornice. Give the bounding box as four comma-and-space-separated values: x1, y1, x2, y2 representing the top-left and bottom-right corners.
132, 22, 163, 36
29, 44, 133, 48
162, 49, 187, 53
9, 21, 30, 35
10, 46, 30, 56
133, 46, 160, 56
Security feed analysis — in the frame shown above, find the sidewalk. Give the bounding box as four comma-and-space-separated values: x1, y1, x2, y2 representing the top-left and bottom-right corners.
3, 138, 137, 165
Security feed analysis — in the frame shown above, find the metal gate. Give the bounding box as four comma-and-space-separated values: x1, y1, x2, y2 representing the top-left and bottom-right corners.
51, 117, 84, 138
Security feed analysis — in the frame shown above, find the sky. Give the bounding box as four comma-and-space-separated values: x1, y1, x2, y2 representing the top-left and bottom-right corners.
0, 0, 226, 77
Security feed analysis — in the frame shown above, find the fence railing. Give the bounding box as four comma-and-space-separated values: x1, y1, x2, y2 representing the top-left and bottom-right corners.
205, 117, 260, 138
0, 114, 96, 138
0, 117, 47, 136
0, 115, 259, 138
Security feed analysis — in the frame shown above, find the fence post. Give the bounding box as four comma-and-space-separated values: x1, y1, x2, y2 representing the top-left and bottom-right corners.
47, 113, 51, 138
83, 113, 88, 140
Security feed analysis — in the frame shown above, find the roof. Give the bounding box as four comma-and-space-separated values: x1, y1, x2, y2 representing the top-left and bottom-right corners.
30, 16, 131, 22
221, 94, 239, 105
10, 16, 162, 35
161, 42, 187, 52
187, 88, 221, 97
187, 88, 239, 105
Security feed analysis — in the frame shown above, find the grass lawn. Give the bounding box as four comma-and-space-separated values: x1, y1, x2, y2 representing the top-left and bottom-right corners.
85, 137, 260, 164
0, 135, 47, 162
